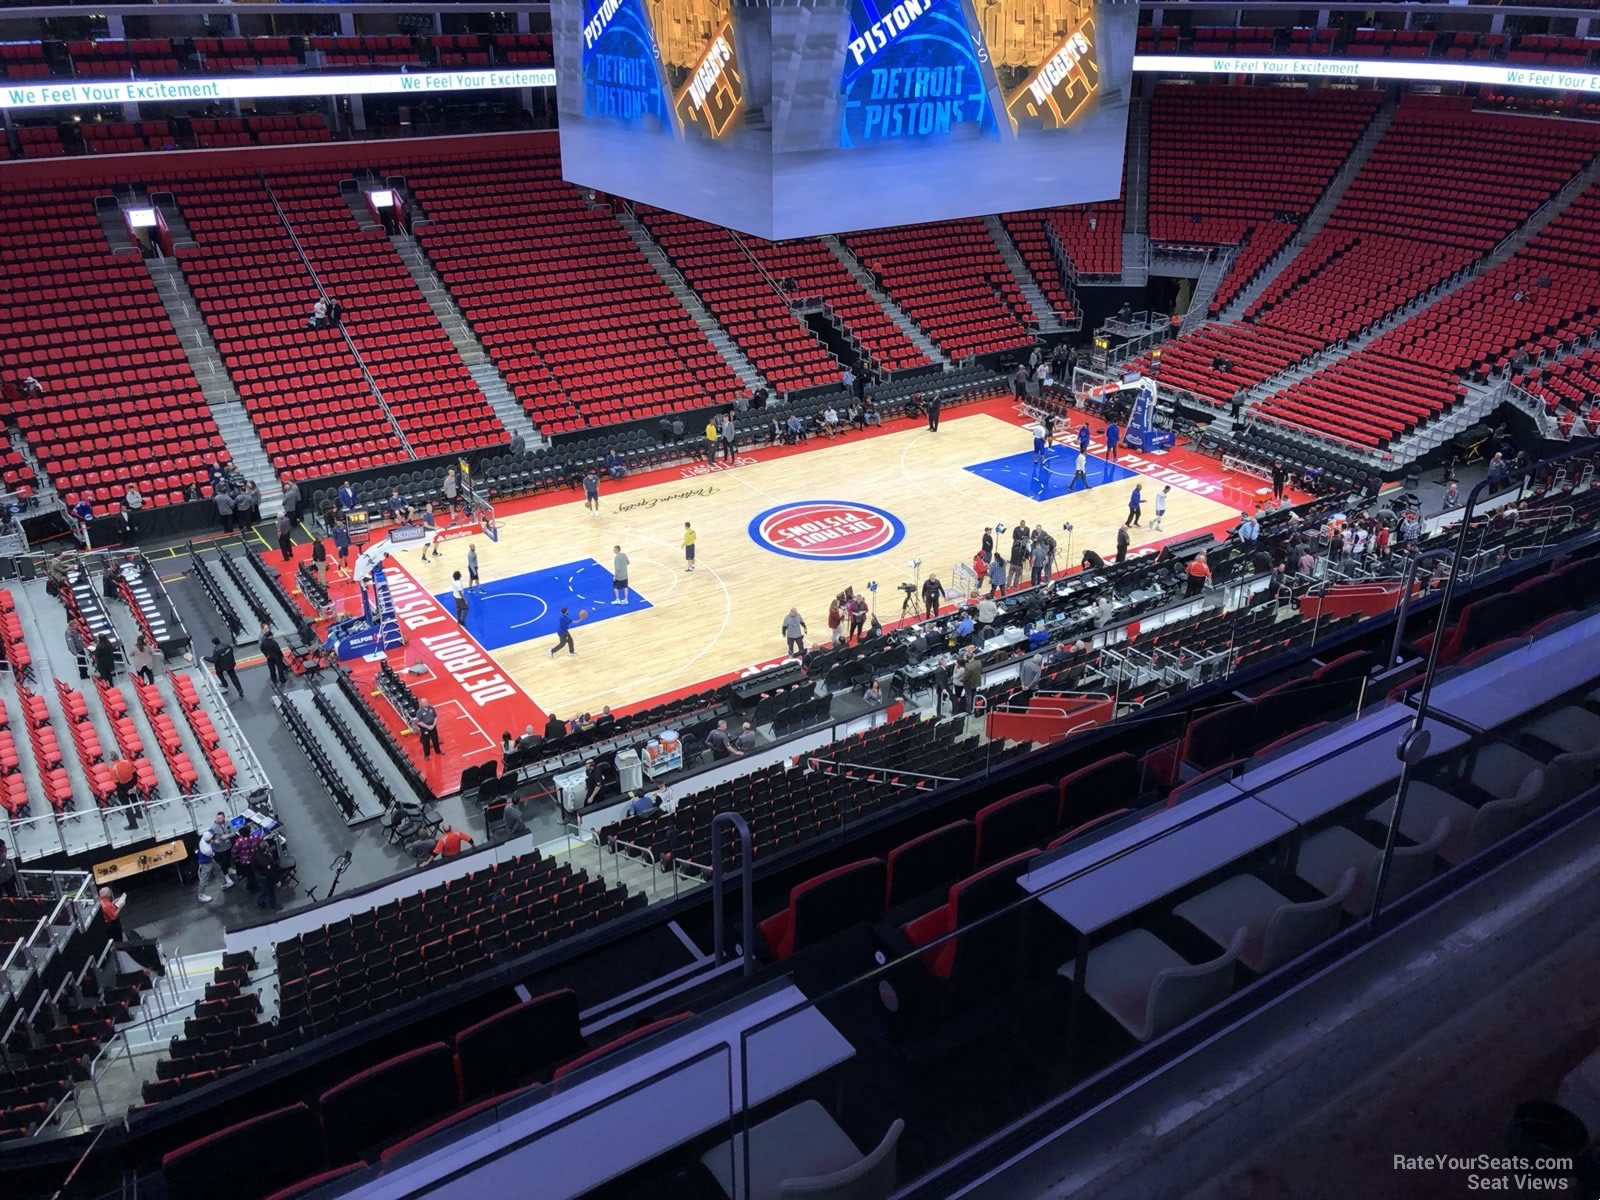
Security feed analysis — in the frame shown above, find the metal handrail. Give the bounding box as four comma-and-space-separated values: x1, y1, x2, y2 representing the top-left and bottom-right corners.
259, 173, 416, 459
709, 812, 754, 978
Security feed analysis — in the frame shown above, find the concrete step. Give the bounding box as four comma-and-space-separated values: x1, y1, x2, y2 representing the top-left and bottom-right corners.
983, 213, 1064, 333
821, 235, 949, 365
390, 234, 541, 449
616, 209, 769, 392
142, 258, 284, 514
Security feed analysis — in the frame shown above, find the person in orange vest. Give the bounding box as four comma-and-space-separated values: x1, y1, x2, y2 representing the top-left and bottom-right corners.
1185, 552, 1212, 598
110, 753, 140, 830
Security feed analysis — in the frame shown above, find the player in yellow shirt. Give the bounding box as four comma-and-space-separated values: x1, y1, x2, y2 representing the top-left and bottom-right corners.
683, 522, 697, 572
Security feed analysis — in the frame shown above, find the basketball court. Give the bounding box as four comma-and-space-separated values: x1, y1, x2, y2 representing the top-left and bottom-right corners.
273, 396, 1282, 794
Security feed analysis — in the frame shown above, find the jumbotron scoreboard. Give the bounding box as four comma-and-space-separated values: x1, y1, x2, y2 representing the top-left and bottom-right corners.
555, 0, 1138, 237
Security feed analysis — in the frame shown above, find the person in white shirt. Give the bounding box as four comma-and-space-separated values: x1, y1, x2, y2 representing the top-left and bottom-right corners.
822, 407, 840, 437
1152, 485, 1170, 531
309, 298, 328, 328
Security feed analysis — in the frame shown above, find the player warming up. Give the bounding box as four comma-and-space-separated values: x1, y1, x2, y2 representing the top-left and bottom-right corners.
550, 606, 585, 657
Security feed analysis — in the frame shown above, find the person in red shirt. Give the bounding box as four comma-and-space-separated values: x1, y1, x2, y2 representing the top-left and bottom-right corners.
1185, 552, 1212, 598
422, 825, 474, 867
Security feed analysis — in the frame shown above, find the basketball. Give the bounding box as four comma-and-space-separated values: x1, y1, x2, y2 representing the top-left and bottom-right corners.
578, 609, 588, 620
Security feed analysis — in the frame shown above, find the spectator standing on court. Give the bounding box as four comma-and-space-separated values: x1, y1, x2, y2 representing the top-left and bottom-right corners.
921, 573, 945, 619
705, 417, 719, 465
331, 518, 351, 567
215, 488, 235, 533
782, 608, 807, 656
720, 413, 737, 463
1151, 485, 1170, 531
237, 481, 260, 527
612, 546, 630, 604
847, 593, 869, 642
206, 637, 245, 699
452, 572, 469, 623
1271, 460, 1287, 501
1030, 536, 1050, 586
275, 510, 293, 562
415, 700, 442, 760
1126, 482, 1143, 528
1104, 420, 1121, 473
1116, 524, 1130, 564
310, 537, 328, 586
1008, 525, 1028, 588
443, 466, 459, 515
255, 839, 282, 911
683, 522, 696, 572
467, 543, 481, 591
230, 822, 263, 894
260, 628, 288, 689
282, 475, 302, 524
927, 392, 942, 432
583, 469, 601, 515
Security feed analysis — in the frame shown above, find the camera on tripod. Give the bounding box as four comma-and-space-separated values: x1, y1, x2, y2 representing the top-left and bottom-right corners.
899, 582, 917, 593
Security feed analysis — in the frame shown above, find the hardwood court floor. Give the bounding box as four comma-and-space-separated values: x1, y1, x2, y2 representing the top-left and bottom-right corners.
395, 409, 1241, 720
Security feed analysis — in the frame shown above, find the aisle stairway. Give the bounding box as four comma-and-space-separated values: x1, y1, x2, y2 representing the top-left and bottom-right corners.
615, 209, 769, 395
820, 236, 950, 365
143, 259, 283, 516
390, 235, 541, 449
1219, 97, 1397, 322
984, 214, 1073, 333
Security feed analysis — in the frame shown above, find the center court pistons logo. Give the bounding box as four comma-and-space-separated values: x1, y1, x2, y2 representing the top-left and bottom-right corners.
749, 500, 906, 561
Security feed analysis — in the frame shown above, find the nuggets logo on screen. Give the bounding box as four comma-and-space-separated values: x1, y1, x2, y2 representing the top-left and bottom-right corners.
749, 501, 906, 561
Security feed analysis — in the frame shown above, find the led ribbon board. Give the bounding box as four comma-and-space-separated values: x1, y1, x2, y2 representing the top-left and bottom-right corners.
581, 0, 671, 129
1130, 54, 1600, 95
0, 68, 557, 111
840, 0, 997, 148
648, 0, 745, 138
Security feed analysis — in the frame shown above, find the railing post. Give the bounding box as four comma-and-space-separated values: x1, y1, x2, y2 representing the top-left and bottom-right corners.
709, 813, 754, 977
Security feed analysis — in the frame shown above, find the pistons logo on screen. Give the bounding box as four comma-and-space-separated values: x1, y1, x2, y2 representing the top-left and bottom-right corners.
749, 501, 906, 561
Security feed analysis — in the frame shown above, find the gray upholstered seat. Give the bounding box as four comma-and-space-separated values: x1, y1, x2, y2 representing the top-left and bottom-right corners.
1368, 774, 1543, 866
1468, 742, 1546, 802
1060, 927, 1245, 1042
700, 1100, 902, 1200
1174, 869, 1354, 973
1520, 706, 1600, 755
1541, 748, 1600, 812
1296, 818, 1449, 914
